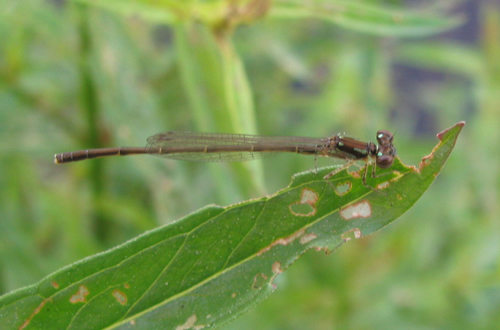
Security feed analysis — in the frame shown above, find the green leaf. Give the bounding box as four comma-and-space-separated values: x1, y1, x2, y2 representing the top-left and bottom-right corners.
69, 0, 236, 26
396, 42, 484, 77
271, 0, 464, 37
174, 23, 265, 199
70, 0, 462, 37
70, 0, 179, 25
0, 122, 464, 329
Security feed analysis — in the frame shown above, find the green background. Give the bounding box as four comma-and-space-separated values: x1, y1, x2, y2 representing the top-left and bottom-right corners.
1, 0, 498, 329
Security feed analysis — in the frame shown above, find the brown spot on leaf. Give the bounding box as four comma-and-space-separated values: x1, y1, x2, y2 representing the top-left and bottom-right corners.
112, 289, 128, 305
351, 170, 361, 178
69, 285, 89, 304
19, 298, 51, 330
257, 228, 305, 256
377, 181, 390, 189
341, 228, 362, 242
272, 261, 282, 275
299, 233, 317, 244
176, 314, 197, 330
419, 154, 433, 171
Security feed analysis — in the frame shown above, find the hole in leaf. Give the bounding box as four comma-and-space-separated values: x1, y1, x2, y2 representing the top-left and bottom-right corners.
335, 181, 351, 195
340, 200, 372, 220
252, 273, 268, 289
289, 188, 318, 216
290, 202, 315, 216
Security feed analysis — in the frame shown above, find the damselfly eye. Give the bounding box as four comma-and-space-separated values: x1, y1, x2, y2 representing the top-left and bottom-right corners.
376, 130, 394, 145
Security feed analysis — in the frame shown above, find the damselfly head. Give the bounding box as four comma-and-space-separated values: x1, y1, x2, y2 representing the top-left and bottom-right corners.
375, 130, 396, 168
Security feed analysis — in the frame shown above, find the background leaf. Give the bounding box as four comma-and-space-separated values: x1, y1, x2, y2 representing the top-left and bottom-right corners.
1, 0, 498, 328
271, 0, 463, 36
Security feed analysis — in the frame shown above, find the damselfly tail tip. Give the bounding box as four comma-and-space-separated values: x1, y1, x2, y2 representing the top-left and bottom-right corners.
54, 154, 62, 164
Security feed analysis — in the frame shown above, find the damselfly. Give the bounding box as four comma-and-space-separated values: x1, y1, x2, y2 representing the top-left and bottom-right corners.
54, 130, 396, 182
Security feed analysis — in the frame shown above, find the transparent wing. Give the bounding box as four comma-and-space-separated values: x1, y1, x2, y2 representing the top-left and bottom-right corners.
145, 131, 329, 162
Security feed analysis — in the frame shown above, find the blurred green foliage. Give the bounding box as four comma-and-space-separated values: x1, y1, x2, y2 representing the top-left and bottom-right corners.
0, 0, 499, 329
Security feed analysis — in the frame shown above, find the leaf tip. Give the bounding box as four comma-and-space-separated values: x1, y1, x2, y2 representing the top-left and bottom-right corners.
436, 121, 465, 141
418, 121, 465, 172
